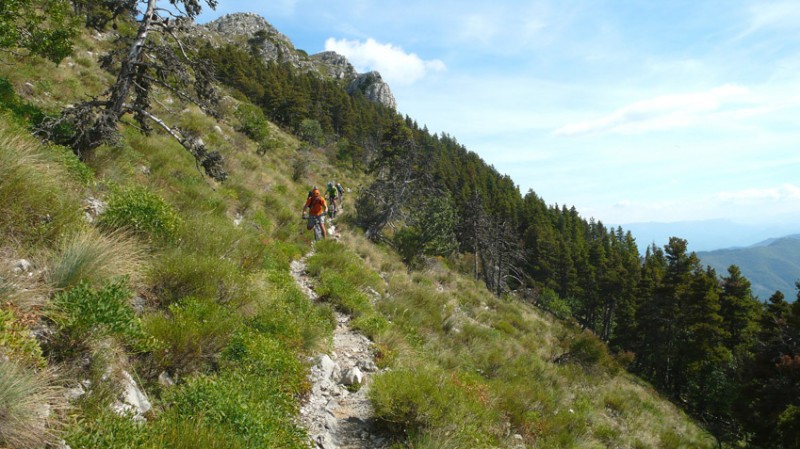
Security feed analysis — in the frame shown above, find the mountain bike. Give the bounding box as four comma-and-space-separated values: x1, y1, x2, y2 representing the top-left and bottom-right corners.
302, 214, 324, 241
327, 195, 337, 219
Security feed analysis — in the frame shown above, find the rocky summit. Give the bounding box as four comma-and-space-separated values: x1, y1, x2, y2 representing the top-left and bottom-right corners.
200, 13, 396, 109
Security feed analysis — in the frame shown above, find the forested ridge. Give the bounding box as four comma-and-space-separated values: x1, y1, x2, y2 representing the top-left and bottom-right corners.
0, 1, 797, 448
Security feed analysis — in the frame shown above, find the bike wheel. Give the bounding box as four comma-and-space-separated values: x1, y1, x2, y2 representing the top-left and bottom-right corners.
313, 223, 323, 241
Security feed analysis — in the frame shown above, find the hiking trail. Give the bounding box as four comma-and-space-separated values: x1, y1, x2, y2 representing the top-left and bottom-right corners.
290, 230, 392, 449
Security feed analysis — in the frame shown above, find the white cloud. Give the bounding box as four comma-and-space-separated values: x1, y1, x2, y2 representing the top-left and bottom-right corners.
324, 38, 445, 86
553, 84, 752, 136
717, 183, 800, 203
742, 1, 800, 37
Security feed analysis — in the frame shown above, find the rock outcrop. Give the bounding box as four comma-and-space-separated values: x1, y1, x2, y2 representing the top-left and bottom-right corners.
310, 51, 357, 81
199, 13, 396, 109
346, 71, 397, 110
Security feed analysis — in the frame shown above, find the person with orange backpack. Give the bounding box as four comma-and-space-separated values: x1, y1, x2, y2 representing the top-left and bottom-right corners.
302, 186, 328, 239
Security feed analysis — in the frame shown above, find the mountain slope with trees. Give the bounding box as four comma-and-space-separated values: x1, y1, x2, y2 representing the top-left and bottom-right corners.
698, 235, 800, 300
0, 2, 798, 449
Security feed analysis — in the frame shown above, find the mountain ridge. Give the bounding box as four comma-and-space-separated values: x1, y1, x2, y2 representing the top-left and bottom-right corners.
197, 12, 397, 109
697, 235, 800, 300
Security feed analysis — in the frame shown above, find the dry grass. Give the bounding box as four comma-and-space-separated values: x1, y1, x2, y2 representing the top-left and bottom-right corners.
0, 362, 67, 449
47, 228, 144, 290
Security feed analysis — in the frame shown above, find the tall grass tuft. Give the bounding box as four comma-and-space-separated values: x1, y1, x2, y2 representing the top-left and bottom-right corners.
47, 228, 143, 290
0, 362, 66, 449
0, 121, 82, 247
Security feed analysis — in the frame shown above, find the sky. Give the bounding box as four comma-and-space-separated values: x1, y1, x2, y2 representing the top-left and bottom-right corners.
196, 0, 800, 233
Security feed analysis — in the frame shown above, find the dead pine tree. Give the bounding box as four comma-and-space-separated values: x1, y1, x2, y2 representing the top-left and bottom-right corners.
41, 0, 227, 181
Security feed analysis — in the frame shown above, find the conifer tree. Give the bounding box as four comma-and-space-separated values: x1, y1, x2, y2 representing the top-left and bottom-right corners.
42, 0, 227, 180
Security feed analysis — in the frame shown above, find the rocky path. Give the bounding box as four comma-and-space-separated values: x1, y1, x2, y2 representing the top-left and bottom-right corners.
290, 241, 391, 449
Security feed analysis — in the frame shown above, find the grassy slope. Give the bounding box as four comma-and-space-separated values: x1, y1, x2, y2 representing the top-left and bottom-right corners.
0, 30, 713, 449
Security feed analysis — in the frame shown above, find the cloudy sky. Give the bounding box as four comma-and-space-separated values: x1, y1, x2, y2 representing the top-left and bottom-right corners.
197, 1, 800, 229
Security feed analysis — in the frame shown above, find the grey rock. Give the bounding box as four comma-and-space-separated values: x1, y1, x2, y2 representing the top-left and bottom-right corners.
311, 51, 357, 80
347, 72, 396, 109
357, 359, 378, 372
341, 367, 363, 386
158, 371, 175, 387
83, 197, 107, 223
319, 354, 336, 380
12, 259, 32, 274
112, 370, 151, 420
131, 295, 146, 314
65, 383, 86, 401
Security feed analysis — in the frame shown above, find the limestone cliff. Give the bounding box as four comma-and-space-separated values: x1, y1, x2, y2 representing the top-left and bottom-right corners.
199, 13, 396, 109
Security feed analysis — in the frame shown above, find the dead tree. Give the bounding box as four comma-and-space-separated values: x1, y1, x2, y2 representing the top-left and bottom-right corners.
41, 0, 226, 181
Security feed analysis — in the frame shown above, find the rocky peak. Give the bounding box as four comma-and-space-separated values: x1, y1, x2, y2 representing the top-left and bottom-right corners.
310, 51, 357, 81
346, 71, 397, 110
198, 13, 396, 109
204, 13, 285, 41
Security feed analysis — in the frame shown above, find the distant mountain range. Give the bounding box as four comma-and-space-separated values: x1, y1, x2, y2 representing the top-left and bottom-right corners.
617, 219, 800, 253
696, 235, 800, 301
614, 220, 800, 301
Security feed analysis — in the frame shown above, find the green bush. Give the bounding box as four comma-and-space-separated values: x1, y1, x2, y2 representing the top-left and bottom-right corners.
245, 270, 333, 352
159, 333, 309, 449
234, 103, 269, 142
144, 297, 239, 376
99, 186, 182, 242
556, 330, 613, 371
49, 280, 145, 356
0, 308, 45, 367
370, 366, 501, 445
297, 118, 323, 145
149, 250, 251, 306
351, 312, 389, 339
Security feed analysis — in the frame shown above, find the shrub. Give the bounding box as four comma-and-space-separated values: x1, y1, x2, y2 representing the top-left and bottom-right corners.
0, 362, 66, 449
297, 118, 323, 145
159, 334, 309, 449
245, 270, 333, 353
234, 103, 269, 142
0, 308, 45, 367
144, 297, 239, 376
47, 228, 143, 290
554, 330, 613, 371
148, 250, 252, 306
99, 186, 182, 242
370, 367, 501, 445
49, 280, 145, 356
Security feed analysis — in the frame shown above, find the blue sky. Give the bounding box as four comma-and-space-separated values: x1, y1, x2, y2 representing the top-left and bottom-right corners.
197, 1, 800, 229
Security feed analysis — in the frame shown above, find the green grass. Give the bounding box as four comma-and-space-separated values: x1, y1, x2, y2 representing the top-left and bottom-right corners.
143, 296, 240, 376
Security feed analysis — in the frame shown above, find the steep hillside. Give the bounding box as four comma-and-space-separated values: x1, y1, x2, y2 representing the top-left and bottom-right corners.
697, 235, 800, 300
0, 9, 717, 449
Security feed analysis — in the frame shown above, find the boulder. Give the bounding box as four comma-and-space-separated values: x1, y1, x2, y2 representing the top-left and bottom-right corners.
341, 367, 364, 386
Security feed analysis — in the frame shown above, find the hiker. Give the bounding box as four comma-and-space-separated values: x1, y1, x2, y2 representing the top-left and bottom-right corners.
326, 181, 338, 218
335, 182, 344, 208
302, 187, 328, 239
